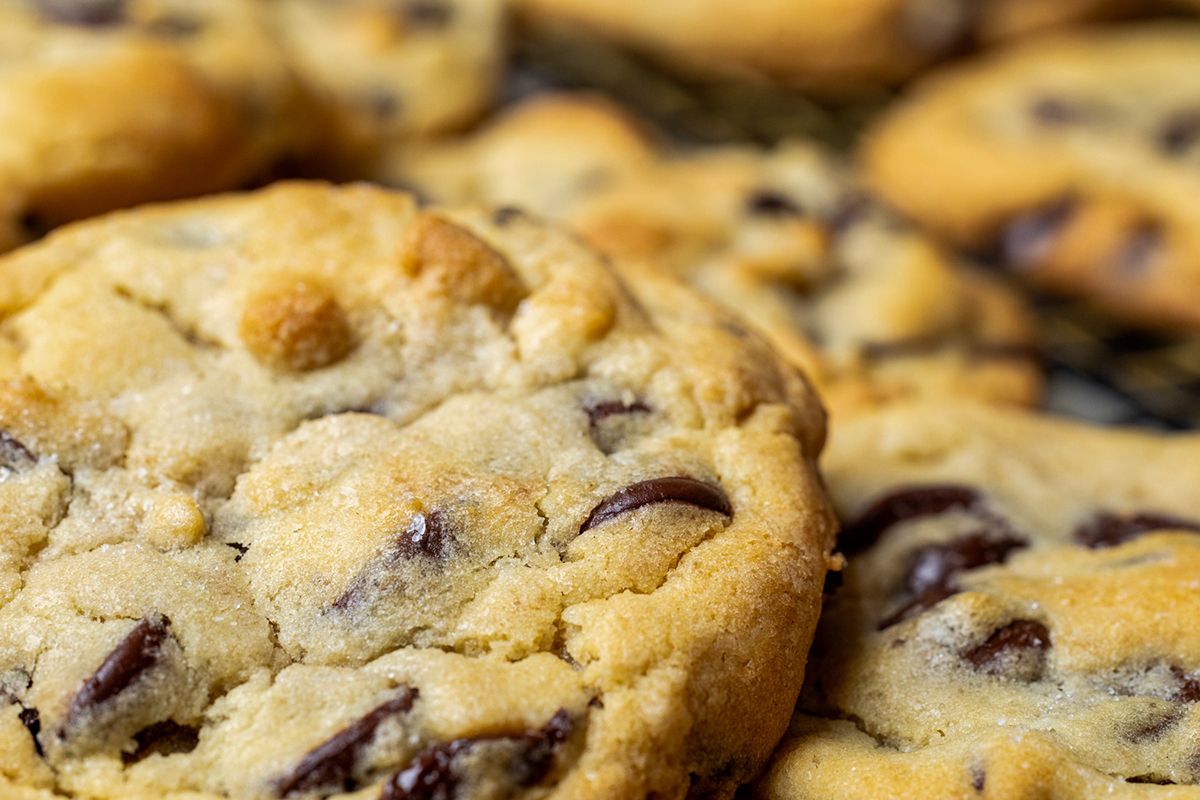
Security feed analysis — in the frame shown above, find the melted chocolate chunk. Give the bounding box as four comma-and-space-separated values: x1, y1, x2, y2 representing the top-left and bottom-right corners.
584, 398, 650, 426
1126, 708, 1182, 743
331, 512, 453, 612
905, 533, 1027, 596
36, 0, 124, 25
123, 720, 199, 764
66, 614, 172, 726
745, 190, 802, 217
381, 738, 471, 800
1126, 775, 1175, 785
276, 688, 418, 797
492, 207, 524, 226
0, 430, 36, 472
395, 511, 451, 560
1160, 110, 1200, 156
1173, 667, 1200, 703
1, 683, 43, 756
1000, 198, 1075, 270
402, 0, 454, 28
970, 766, 985, 792
1029, 96, 1091, 126
877, 585, 959, 631
1074, 510, 1200, 549
963, 619, 1050, 674
381, 710, 573, 800
841, 485, 981, 555
510, 709, 573, 786
580, 477, 732, 532
1116, 223, 1162, 275
226, 542, 249, 561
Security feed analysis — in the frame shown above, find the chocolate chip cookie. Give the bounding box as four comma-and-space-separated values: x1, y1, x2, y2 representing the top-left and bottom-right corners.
383, 94, 1042, 413
865, 24, 1200, 331
0, 0, 308, 251
271, 0, 504, 171
0, 182, 835, 799
514, 0, 1139, 93
759, 401, 1200, 798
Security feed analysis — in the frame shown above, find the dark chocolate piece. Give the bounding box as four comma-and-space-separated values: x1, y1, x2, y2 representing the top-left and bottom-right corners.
583, 399, 650, 426
1074, 511, 1200, 549
963, 619, 1050, 674
841, 485, 981, 555
65, 614, 172, 726
277, 688, 418, 797
745, 190, 802, 218
36, 0, 124, 25
905, 533, 1027, 596
580, 477, 732, 532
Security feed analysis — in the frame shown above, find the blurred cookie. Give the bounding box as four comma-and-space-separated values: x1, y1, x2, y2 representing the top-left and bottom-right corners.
0, 0, 307, 250
271, 0, 504, 170
760, 401, 1200, 798
0, 182, 834, 799
383, 94, 1042, 412
865, 24, 1200, 331
513, 0, 1140, 92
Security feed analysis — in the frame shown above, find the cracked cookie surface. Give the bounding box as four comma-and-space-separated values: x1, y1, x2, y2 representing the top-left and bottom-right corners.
382, 94, 1042, 414
759, 402, 1200, 799
865, 24, 1200, 331
0, 182, 834, 799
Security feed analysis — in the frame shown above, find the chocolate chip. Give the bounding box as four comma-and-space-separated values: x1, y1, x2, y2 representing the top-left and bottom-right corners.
1159, 110, 1200, 156
0, 430, 36, 474
963, 619, 1050, 676
65, 614, 172, 727
745, 190, 802, 218
394, 511, 450, 560
1126, 708, 1183, 742
36, 0, 124, 25
877, 584, 959, 631
1029, 96, 1091, 126
402, 0, 454, 28
1172, 667, 1200, 703
580, 477, 732, 533
123, 720, 199, 764
1116, 223, 1162, 275
380, 738, 471, 800
510, 709, 573, 787
276, 688, 418, 797
1127, 775, 1175, 785
380, 710, 573, 800
1074, 511, 1200, 549
330, 512, 453, 612
19, 706, 42, 755
583, 399, 650, 426
970, 766, 985, 792
492, 207, 524, 226
1000, 197, 1075, 270
841, 485, 982, 555
225, 542, 249, 561
905, 533, 1027, 596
